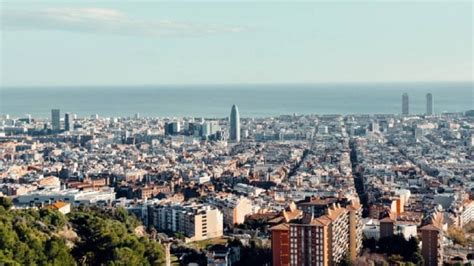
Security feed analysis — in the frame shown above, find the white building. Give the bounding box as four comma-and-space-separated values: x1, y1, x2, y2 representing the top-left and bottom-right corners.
396, 223, 418, 240
193, 173, 211, 184
362, 218, 380, 240
149, 202, 223, 242
16, 187, 115, 206
233, 183, 264, 197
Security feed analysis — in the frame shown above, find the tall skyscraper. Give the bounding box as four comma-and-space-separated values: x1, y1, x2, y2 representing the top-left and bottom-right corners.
426, 93, 433, 115
402, 93, 409, 115
51, 109, 60, 132
229, 104, 240, 142
64, 112, 73, 131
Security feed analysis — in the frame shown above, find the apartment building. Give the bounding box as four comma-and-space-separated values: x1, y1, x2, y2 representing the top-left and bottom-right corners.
136, 184, 171, 199
271, 199, 362, 266
207, 194, 255, 227
271, 223, 291, 266
421, 211, 445, 266
15, 187, 116, 206
149, 202, 223, 242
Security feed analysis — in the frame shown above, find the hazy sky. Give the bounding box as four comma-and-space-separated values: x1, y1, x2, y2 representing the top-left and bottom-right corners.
1, 1, 472, 86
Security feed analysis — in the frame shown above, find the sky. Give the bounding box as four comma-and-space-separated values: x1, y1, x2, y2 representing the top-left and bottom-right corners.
0, 0, 472, 86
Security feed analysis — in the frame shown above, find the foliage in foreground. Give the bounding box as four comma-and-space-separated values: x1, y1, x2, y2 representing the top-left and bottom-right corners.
0, 197, 165, 265
363, 235, 424, 265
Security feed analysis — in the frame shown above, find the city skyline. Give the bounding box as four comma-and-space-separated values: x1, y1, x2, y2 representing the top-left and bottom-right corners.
2, 104, 472, 265
31, 92, 441, 123
2, 82, 471, 118
1, 1, 472, 86
0, 2, 473, 265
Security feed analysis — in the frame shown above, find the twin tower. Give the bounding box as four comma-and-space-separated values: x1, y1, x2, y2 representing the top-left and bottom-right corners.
402, 93, 433, 115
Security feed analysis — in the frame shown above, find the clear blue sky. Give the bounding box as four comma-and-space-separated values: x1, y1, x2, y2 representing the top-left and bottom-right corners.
1, 1, 472, 86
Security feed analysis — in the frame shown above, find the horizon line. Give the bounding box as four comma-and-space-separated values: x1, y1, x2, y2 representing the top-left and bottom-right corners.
2, 80, 473, 89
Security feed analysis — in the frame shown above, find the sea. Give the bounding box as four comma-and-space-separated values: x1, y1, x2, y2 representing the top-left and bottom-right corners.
1, 82, 472, 118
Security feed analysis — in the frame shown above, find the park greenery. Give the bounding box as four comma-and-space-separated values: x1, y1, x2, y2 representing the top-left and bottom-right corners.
363, 235, 424, 265
179, 237, 272, 266
0, 197, 165, 265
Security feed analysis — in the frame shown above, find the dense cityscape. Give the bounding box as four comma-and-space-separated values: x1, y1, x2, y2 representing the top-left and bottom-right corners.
1, 92, 473, 265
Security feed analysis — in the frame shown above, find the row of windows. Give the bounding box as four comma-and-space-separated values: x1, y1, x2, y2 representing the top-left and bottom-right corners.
291, 227, 324, 232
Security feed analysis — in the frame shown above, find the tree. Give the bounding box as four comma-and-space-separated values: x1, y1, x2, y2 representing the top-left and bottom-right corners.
174, 231, 185, 240
340, 254, 352, 266
44, 237, 75, 266
234, 239, 272, 266
69, 208, 165, 265
0, 207, 73, 265
388, 254, 404, 264
0, 197, 12, 210
111, 247, 143, 265
447, 226, 467, 246
401, 237, 420, 261
410, 252, 424, 266
0, 205, 165, 265
378, 235, 419, 258
362, 237, 377, 252
39, 208, 67, 228
181, 250, 207, 266
143, 240, 166, 266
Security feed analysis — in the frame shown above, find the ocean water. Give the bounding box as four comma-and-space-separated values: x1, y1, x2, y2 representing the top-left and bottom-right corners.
1, 82, 472, 118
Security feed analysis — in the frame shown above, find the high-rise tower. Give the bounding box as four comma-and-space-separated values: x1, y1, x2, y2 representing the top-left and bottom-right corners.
51, 109, 60, 132
402, 93, 409, 115
426, 93, 433, 115
229, 104, 240, 142
64, 112, 73, 131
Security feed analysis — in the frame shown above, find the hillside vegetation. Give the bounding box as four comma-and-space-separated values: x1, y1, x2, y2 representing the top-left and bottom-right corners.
0, 197, 165, 265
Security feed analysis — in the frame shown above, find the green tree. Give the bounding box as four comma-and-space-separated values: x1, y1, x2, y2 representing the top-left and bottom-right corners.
44, 237, 75, 266
378, 235, 420, 261
410, 252, 424, 265
0, 205, 165, 265
111, 247, 143, 266
234, 239, 272, 266
70, 208, 165, 265
40, 208, 67, 228
340, 254, 352, 266
143, 240, 166, 266
362, 237, 377, 251
174, 231, 185, 240
0, 197, 12, 210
